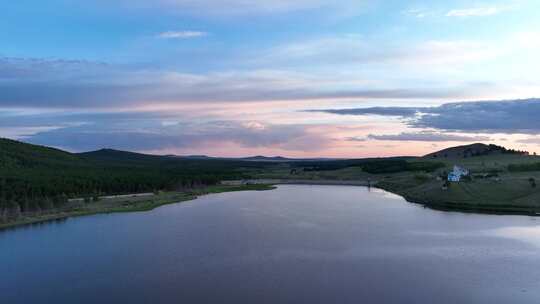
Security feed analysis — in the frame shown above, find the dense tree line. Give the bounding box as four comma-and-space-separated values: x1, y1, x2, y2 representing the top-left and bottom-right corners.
0, 168, 237, 221
360, 160, 444, 174
462, 144, 529, 158
0, 139, 270, 223
297, 159, 444, 174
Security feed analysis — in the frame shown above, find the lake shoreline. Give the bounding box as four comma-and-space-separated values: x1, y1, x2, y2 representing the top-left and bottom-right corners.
375, 181, 540, 216
4, 179, 539, 231
221, 179, 374, 187
227, 179, 540, 216
378, 185, 540, 216
0, 184, 276, 231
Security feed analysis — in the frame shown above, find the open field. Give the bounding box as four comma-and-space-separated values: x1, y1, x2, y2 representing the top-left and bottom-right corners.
377, 173, 540, 215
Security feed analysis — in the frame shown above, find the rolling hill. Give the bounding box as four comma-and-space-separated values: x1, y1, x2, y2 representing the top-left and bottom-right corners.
424, 143, 529, 159
0, 137, 85, 170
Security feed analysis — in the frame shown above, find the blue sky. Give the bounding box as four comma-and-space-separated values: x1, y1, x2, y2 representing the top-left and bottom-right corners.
2, 0, 540, 157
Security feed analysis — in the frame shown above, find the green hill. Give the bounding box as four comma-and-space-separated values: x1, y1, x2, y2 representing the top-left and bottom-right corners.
424, 143, 528, 159
78, 148, 169, 165
0, 137, 84, 170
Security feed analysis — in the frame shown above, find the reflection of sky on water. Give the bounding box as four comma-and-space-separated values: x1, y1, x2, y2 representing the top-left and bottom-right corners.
491, 226, 540, 248
3, 185, 540, 303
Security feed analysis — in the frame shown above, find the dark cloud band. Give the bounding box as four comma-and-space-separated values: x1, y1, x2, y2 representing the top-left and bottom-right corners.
314, 98, 540, 134
366, 132, 490, 142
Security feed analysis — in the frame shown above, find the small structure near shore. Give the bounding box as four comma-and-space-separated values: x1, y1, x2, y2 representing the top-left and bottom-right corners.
448, 165, 469, 182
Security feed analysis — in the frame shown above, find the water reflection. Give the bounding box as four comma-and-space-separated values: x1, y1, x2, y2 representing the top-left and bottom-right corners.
1, 185, 540, 304
0, 217, 68, 234
491, 226, 540, 247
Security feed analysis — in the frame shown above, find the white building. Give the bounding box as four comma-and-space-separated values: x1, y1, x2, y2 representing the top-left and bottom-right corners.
448, 165, 469, 182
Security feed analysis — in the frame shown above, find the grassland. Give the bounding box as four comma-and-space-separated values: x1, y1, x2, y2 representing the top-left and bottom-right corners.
376, 172, 540, 215
384, 154, 540, 214
0, 184, 275, 230
247, 153, 540, 215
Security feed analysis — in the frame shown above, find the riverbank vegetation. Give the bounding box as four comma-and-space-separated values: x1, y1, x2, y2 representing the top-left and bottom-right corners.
0, 184, 275, 229
0, 138, 275, 226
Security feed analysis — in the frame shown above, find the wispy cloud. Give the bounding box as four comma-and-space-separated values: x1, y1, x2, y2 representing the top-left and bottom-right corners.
446, 6, 511, 17
157, 31, 208, 39
0, 56, 489, 109
25, 120, 323, 152
404, 4, 516, 19
517, 137, 540, 145
309, 107, 419, 117
0, 109, 330, 153
260, 35, 500, 68
366, 132, 490, 142
402, 8, 433, 18
4, 27, 540, 110
121, 0, 363, 16
345, 136, 368, 142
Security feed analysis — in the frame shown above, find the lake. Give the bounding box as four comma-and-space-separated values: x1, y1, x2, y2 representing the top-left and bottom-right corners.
2, 185, 540, 303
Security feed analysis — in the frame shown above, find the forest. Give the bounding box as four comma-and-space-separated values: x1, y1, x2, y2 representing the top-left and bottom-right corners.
297, 158, 444, 174
0, 138, 271, 222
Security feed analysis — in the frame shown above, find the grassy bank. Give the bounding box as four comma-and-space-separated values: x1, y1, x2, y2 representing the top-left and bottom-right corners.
247, 154, 540, 215
375, 173, 540, 215
0, 184, 275, 230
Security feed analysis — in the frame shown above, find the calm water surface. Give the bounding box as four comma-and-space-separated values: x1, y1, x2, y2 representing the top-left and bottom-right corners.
2, 185, 540, 303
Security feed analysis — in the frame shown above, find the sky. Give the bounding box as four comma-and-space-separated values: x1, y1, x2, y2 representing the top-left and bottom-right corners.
2, 0, 540, 157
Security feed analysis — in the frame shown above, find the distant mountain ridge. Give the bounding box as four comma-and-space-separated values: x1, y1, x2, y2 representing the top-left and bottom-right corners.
241, 155, 290, 162
78, 148, 167, 164
176, 155, 342, 162
2, 138, 531, 166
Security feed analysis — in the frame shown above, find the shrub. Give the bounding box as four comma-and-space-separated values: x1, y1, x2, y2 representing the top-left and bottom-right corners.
414, 174, 430, 182
508, 163, 540, 172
